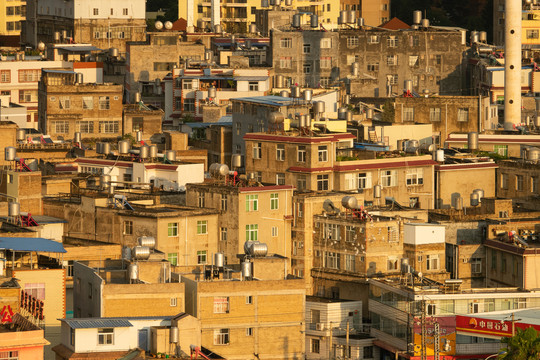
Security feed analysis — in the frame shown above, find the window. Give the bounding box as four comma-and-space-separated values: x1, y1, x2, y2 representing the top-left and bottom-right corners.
219, 194, 228, 211
271, 226, 278, 237
311, 339, 320, 353
168, 253, 178, 266
409, 55, 419, 67
170, 297, 177, 307
168, 222, 178, 237
320, 57, 332, 69
123, 220, 133, 235
58, 96, 71, 110
320, 76, 331, 87
403, 107, 414, 121
197, 192, 205, 207
367, 62, 379, 72
325, 252, 340, 269
276, 144, 285, 161
214, 329, 229, 345
93, 8, 98, 15
430, 107, 441, 122
197, 220, 207, 234
387, 36, 398, 47
99, 121, 119, 133
82, 96, 93, 110
368, 35, 380, 44
381, 170, 397, 187
99, 96, 110, 110
501, 173, 509, 189
471, 258, 482, 274
280, 38, 292, 48
214, 297, 229, 313
279, 57, 292, 68
345, 226, 356, 242
123, 8, 128, 15
317, 175, 329, 191
53, 120, 69, 134
364, 346, 374, 359
76, 121, 94, 134
246, 224, 258, 241
276, 173, 285, 185
347, 36, 359, 47
320, 38, 332, 48
218, 228, 227, 242
345, 254, 356, 272
19, 90, 37, 103
387, 55, 398, 66
426, 254, 439, 270
183, 98, 195, 112
253, 142, 261, 159
358, 173, 372, 189
318, 146, 328, 162
387, 258, 398, 271
183, 80, 193, 90
458, 108, 469, 122
98, 328, 113, 345
494, 145, 508, 157
18, 69, 40, 82
297, 175, 307, 190
246, 296, 253, 304
388, 74, 398, 85
270, 193, 279, 210
516, 175, 524, 191
297, 146, 306, 162
197, 250, 207, 264
0, 70, 10, 83
532, 177, 539, 193
249, 81, 259, 91
246, 194, 258, 211
303, 43, 311, 54
303, 63, 312, 74
406, 168, 424, 186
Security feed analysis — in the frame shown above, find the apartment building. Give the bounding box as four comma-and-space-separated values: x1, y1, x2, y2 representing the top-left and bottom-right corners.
179, 0, 340, 34
44, 194, 219, 267
497, 158, 540, 199
271, 27, 468, 96
122, 103, 163, 140
0, 313, 49, 360
186, 181, 294, 265
0, 0, 26, 45
125, 32, 205, 103
167, 67, 272, 123
182, 272, 306, 360
73, 259, 185, 318
38, 70, 123, 140
0, 58, 64, 129
244, 131, 437, 208
22, 0, 146, 53
0, 168, 43, 215
445, 133, 540, 158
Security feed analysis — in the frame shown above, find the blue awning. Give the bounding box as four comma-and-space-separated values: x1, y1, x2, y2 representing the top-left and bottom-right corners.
0, 237, 66, 253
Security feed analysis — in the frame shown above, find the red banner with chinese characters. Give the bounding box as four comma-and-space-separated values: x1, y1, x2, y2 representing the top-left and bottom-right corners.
456, 315, 540, 337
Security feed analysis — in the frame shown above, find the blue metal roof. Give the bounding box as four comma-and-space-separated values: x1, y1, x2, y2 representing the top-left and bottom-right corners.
0, 237, 66, 253
60, 318, 133, 329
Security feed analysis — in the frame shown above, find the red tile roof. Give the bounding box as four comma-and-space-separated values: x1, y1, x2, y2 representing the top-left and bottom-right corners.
379, 17, 410, 30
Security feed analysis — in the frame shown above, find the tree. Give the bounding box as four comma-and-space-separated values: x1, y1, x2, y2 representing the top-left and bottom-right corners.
499, 327, 540, 360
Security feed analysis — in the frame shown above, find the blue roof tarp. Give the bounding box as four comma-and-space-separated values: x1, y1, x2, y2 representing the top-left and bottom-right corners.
0, 237, 66, 253
60, 318, 133, 329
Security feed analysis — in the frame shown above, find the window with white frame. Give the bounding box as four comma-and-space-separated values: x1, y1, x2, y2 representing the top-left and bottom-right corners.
170, 297, 177, 307
320, 38, 332, 48
318, 146, 328, 161
388, 74, 398, 85
403, 107, 414, 122
280, 38, 292, 48
276, 173, 285, 185
276, 144, 285, 161
213, 297, 229, 313
387, 55, 398, 66
297, 145, 306, 162
347, 36, 359, 47
99, 96, 110, 110
501, 173, 509, 189
246, 194, 258, 211
271, 226, 278, 237
303, 43, 311, 53
253, 142, 261, 159
317, 174, 329, 190
214, 329, 230, 345
53, 120, 69, 134
279, 57, 292, 68
324, 252, 340, 269
345, 254, 356, 272
426, 254, 439, 270
381, 170, 397, 187
387, 36, 398, 47
59, 96, 70, 109
168, 222, 178, 237
406, 168, 424, 186
99, 121, 119, 133
516, 175, 524, 191
246, 224, 258, 241
167, 253, 178, 266
182, 79, 193, 89
303, 63, 312, 74
220, 227, 227, 241
458, 108, 469, 122
297, 175, 307, 190
471, 258, 482, 274
76, 121, 94, 134
409, 55, 419, 67
387, 258, 398, 271
367, 62, 379, 72
98, 328, 114, 345
367, 35, 380, 44
320, 57, 332, 69
345, 226, 356, 242
82, 96, 93, 109
358, 172, 372, 189
19, 90, 37, 103
325, 223, 340, 240
0, 70, 10, 83
270, 193, 279, 210
248, 81, 259, 91
430, 107, 441, 122
197, 220, 207, 234
344, 173, 357, 190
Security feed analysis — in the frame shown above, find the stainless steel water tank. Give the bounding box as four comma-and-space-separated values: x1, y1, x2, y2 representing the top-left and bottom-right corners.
128, 263, 139, 280
4, 147, 16, 161
529, 148, 540, 161
413, 10, 422, 24
470, 192, 479, 206
16, 129, 25, 141
357, 17, 364, 27
347, 10, 356, 24
138, 236, 156, 250
231, 154, 242, 168
421, 18, 430, 28
339, 10, 348, 24
100, 174, 111, 189
435, 149, 445, 162
292, 86, 301, 98
139, 145, 149, 159
268, 112, 285, 124
467, 132, 479, 151
341, 196, 358, 209
241, 261, 252, 279
276, 74, 284, 88
404, 80, 413, 92
473, 188, 484, 202
366, 108, 374, 119
149, 145, 158, 158
102, 142, 111, 154
136, 131, 142, 142
374, 184, 382, 198
169, 326, 179, 343
214, 252, 225, 267
310, 14, 318, 28
338, 107, 348, 120
208, 86, 217, 98
74, 132, 81, 143
292, 14, 301, 28
165, 150, 176, 161
304, 89, 313, 102
132, 246, 151, 260
314, 101, 325, 114
280, 90, 289, 97
118, 141, 130, 154
249, 23, 257, 33
8, 202, 19, 217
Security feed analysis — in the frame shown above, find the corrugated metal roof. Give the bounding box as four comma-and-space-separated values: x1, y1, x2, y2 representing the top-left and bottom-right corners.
43, 69, 76, 75
55, 45, 102, 52
60, 318, 133, 329
234, 95, 294, 106
0, 237, 66, 253
234, 76, 268, 81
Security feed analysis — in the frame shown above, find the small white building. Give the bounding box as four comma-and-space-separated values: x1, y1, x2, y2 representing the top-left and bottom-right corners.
403, 223, 445, 246
306, 296, 376, 360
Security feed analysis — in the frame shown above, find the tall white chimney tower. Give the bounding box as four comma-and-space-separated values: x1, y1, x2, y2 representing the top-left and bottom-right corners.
186, 0, 195, 31
211, 0, 221, 30
504, 0, 522, 130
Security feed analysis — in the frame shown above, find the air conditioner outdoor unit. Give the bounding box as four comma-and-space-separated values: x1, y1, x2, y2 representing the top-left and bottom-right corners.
316, 323, 324, 331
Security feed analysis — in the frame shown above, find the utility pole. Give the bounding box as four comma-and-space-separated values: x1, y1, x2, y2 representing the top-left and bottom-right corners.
329, 321, 333, 360
346, 320, 350, 360
434, 322, 440, 360
421, 300, 427, 360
